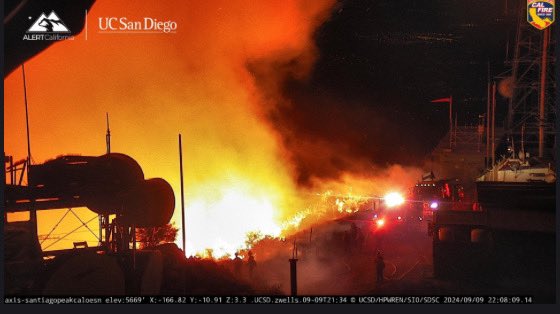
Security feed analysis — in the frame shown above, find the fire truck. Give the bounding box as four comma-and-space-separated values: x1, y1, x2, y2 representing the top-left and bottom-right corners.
430, 155, 556, 281
407, 172, 466, 234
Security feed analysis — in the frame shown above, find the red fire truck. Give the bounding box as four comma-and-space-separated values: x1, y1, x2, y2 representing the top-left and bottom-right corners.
407, 172, 465, 234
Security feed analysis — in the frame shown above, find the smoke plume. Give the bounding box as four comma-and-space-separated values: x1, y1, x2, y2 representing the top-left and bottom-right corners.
4, 0, 424, 256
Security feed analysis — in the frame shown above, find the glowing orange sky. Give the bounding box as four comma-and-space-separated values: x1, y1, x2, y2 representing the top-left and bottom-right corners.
4, 0, 338, 254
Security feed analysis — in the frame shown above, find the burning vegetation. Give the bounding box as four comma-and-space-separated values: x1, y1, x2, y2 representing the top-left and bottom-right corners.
5, 0, 423, 261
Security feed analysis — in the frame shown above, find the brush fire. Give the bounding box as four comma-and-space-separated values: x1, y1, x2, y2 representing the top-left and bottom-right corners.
4, 0, 421, 260
4, 0, 428, 291
11, 0, 549, 300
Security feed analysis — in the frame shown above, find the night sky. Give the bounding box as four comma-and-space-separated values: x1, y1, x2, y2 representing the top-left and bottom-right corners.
252, 0, 516, 184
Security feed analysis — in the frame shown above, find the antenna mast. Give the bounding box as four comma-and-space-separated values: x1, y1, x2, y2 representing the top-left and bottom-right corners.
179, 134, 186, 253
21, 63, 38, 242
106, 112, 111, 154
22, 64, 32, 166
100, 112, 111, 247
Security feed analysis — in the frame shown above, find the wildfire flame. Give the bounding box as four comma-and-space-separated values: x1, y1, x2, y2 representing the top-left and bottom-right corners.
185, 180, 283, 257
4, 0, 423, 258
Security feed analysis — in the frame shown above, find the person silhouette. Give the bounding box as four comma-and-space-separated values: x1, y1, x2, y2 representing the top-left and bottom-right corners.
247, 250, 257, 278
375, 250, 385, 285
233, 252, 243, 276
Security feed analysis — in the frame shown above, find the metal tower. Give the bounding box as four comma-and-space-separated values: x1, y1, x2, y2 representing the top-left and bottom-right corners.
505, 2, 556, 159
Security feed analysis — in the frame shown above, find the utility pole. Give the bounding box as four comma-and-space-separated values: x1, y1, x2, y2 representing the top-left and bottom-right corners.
22, 64, 32, 167
430, 96, 453, 149
491, 82, 497, 179
454, 111, 458, 148
179, 134, 186, 253
101, 113, 111, 247
22, 63, 37, 240
486, 62, 491, 168
449, 95, 453, 149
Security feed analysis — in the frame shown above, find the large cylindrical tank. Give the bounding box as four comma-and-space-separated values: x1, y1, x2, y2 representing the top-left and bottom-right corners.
28, 155, 97, 193
82, 153, 145, 213
119, 178, 175, 227
25, 153, 174, 226
27, 153, 145, 213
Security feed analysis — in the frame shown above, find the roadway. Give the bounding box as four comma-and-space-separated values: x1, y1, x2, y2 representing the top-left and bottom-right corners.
253, 216, 556, 303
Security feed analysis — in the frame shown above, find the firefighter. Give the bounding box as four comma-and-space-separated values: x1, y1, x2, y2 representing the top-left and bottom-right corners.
247, 250, 257, 279
233, 252, 243, 276
375, 250, 385, 285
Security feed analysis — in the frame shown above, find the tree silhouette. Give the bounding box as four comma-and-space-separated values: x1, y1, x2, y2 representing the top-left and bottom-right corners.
136, 223, 178, 249
245, 231, 264, 248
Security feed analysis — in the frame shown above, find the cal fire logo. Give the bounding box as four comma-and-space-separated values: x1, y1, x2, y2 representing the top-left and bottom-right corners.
23, 11, 74, 41
527, 0, 555, 30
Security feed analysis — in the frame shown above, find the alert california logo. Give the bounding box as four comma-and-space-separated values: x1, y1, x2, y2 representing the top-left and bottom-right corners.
23, 10, 74, 41
527, 0, 555, 30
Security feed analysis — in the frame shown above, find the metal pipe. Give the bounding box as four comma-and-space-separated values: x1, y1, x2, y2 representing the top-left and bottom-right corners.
132, 225, 136, 271
454, 111, 458, 147
20, 66, 37, 255
102, 113, 111, 247
10, 156, 14, 184
179, 134, 186, 253
521, 123, 525, 158
538, 28, 549, 158
289, 258, 298, 296
106, 112, 111, 154
486, 79, 491, 168
449, 95, 453, 149
18, 161, 26, 186
491, 82, 496, 179
22, 64, 32, 166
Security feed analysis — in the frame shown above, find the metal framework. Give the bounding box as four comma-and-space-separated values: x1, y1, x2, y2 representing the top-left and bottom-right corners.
5, 158, 102, 254
4, 155, 137, 255
505, 3, 556, 159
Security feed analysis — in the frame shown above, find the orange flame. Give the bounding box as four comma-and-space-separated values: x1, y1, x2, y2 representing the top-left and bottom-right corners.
4, 1, 425, 258
4, 0, 336, 255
